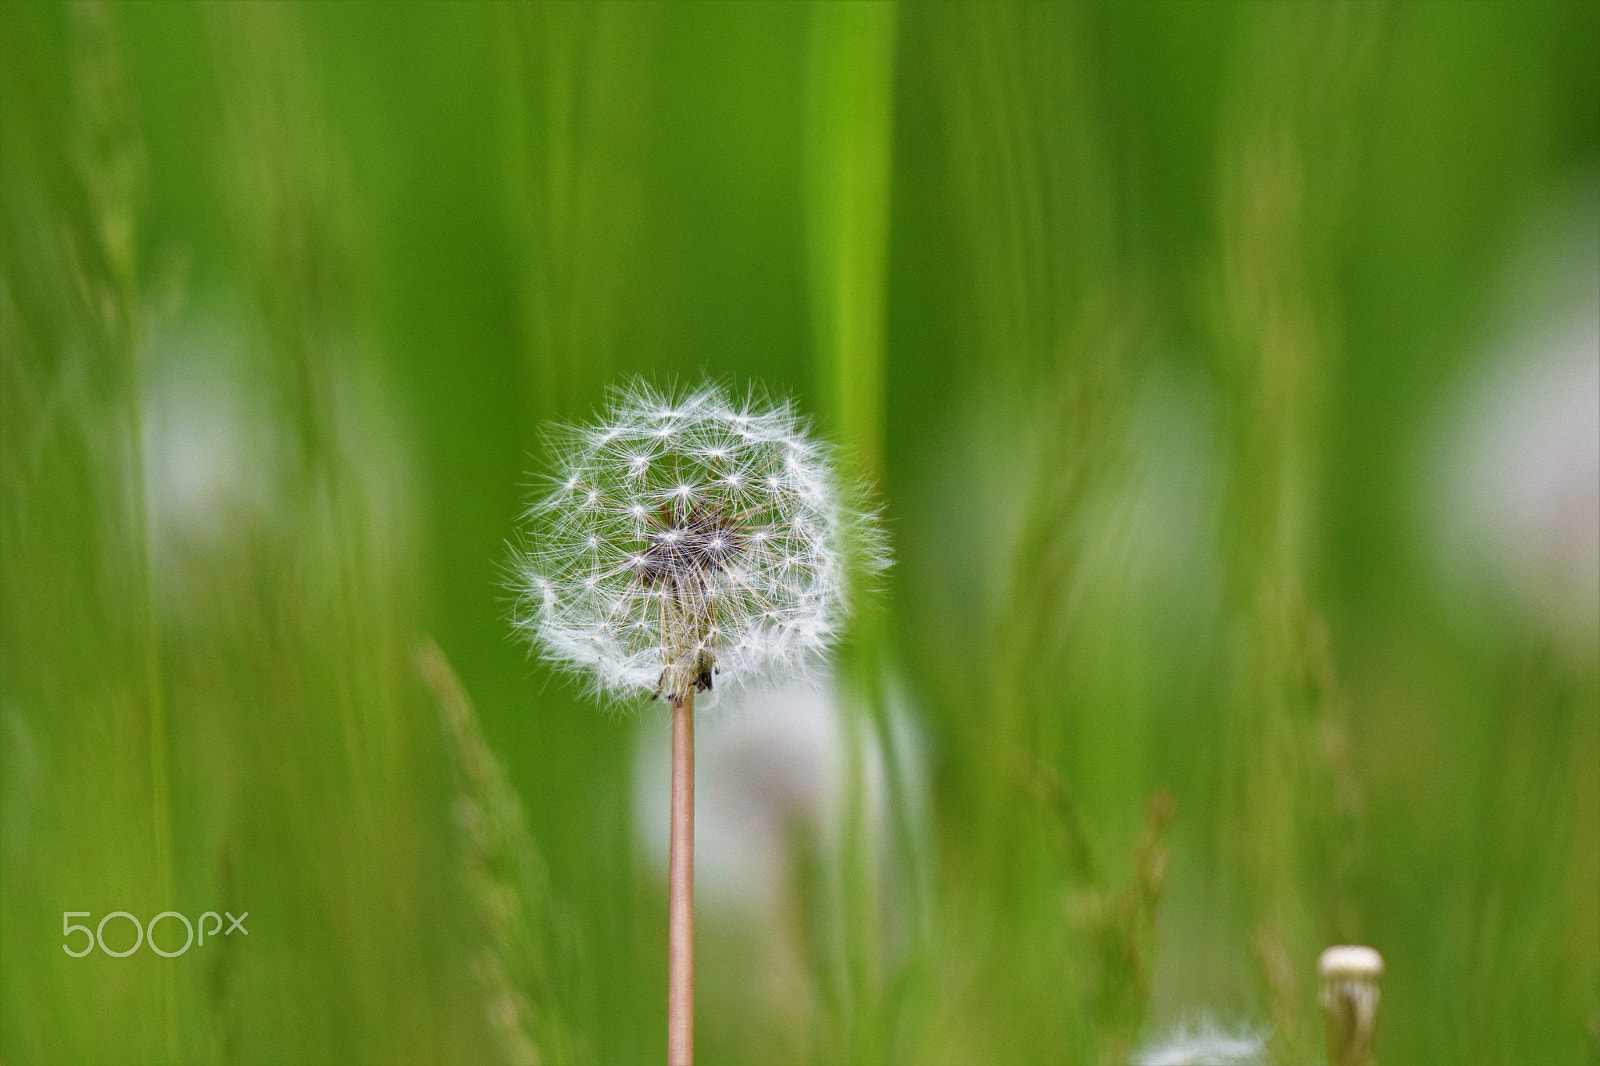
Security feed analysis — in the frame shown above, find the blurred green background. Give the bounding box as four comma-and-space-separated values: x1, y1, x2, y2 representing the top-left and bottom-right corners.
3, 2, 1597, 1064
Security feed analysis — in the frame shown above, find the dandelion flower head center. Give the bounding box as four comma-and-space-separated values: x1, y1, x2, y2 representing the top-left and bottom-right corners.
634, 505, 744, 586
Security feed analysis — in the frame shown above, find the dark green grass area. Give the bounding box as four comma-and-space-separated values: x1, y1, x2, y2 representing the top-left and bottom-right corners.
3, 3, 1596, 1064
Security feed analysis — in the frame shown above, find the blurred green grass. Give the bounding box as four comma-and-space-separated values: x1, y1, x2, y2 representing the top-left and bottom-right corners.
3, 2, 1596, 1064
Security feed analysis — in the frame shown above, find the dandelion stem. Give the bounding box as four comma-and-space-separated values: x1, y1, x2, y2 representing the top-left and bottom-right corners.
668, 688, 695, 1066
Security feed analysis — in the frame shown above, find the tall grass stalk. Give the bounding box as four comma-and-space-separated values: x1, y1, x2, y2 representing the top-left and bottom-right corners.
419, 635, 585, 1065
500, 2, 652, 424
73, 3, 179, 1059
194, 6, 476, 1060
1, 3, 178, 1060
1209, 9, 1383, 1060
805, 5, 901, 1063
924, 7, 1158, 1062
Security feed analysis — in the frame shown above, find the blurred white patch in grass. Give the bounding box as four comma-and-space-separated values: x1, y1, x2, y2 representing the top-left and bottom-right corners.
1425, 178, 1600, 655
631, 677, 925, 914
1105, 366, 1223, 640
910, 361, 1220, 645
142, 311, 282, 559
1132, 1015, 1270, 1066
141, 306, 419, 613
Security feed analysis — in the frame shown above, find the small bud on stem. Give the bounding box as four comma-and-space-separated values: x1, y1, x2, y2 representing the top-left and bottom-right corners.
1319, 945, 1384, 1066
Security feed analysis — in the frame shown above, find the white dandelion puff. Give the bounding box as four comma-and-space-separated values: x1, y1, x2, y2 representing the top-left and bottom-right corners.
511, 380, 885, 705
1133, 1018, 1271, 1066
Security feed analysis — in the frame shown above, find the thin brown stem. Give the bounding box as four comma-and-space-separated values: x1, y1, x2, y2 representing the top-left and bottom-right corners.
668, 689, 695, 1066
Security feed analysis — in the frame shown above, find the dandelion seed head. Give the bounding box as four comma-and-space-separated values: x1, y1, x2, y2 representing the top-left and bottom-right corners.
1133, 1018, 1270, 1066
512, 380, 885, 704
